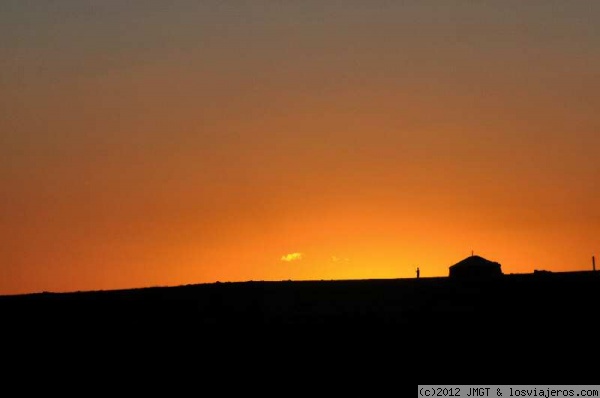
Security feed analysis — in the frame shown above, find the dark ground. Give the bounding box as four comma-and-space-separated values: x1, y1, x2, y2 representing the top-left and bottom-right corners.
2, 271, 597, 382
2, 271, 597, 327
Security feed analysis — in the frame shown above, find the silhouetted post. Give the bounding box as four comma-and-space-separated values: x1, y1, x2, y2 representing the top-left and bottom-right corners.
593, 256, 596, 272
416, 267, 420, 279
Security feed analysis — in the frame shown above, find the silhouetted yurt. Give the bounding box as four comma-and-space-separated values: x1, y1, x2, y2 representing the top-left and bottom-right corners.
449, 255, 503, 279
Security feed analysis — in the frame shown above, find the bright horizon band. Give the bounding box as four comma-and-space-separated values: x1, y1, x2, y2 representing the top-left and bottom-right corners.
418, 386, 600, 398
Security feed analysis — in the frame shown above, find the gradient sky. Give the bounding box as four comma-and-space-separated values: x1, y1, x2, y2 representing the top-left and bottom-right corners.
2, 1, 599, 294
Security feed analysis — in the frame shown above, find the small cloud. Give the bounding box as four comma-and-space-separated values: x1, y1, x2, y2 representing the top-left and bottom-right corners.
281, 252, 303, 262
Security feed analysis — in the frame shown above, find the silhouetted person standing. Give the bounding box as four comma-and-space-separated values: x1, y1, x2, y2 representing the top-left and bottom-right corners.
416, 267, 420, 279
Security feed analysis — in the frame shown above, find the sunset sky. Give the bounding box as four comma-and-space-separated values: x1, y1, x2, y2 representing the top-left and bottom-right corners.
2, 1, 599, 294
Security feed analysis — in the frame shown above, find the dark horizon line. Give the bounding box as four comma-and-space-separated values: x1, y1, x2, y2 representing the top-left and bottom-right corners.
1, 268, 597, 298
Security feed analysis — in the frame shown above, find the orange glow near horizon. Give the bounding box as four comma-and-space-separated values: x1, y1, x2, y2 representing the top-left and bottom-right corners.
1, 2, 599, 294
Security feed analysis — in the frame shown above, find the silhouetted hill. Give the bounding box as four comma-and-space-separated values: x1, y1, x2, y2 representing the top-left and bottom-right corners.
4, 271, 598, 382
2, 271, 598, 328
